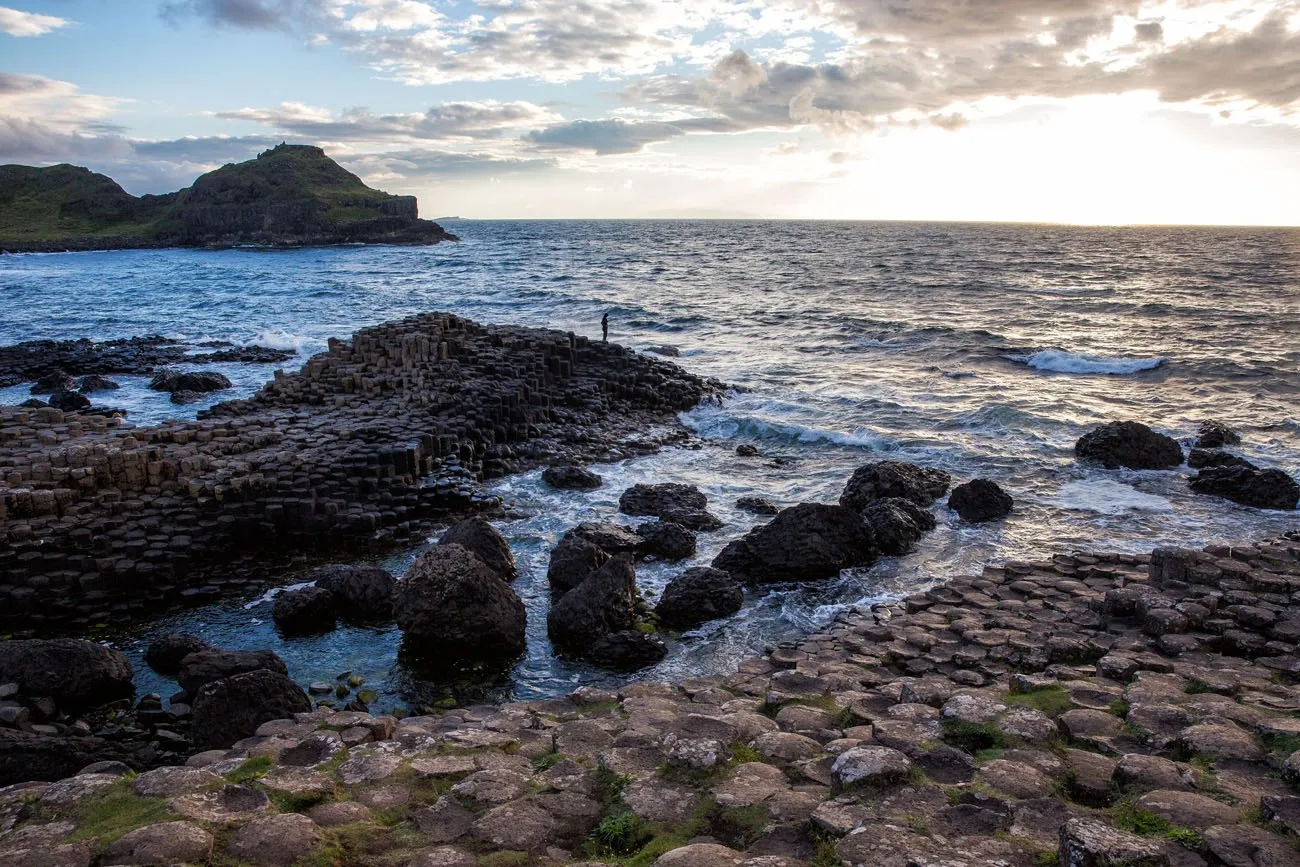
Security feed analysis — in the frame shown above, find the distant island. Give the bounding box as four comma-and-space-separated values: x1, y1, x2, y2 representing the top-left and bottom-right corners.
0, 143, 458, 253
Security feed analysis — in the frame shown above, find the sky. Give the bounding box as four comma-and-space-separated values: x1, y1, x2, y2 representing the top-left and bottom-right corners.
2, 0, 1299, 224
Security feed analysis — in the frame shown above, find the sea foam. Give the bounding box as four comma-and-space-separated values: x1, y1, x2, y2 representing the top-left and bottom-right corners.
1007, 350, 1167, 375
1056, 480, 1173, 515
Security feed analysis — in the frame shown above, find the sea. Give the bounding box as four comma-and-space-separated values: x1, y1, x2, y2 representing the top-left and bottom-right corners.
2, 220, 1298, 709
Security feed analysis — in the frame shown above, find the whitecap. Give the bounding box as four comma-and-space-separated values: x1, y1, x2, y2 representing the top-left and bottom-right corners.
1055, 479, 1173, 515
246, 328, 309, 351
1006, 350, 1167, 375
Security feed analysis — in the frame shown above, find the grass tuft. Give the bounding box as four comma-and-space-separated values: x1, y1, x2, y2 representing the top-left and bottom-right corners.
1006, 686, 1074, 718
224, 754, 275, 784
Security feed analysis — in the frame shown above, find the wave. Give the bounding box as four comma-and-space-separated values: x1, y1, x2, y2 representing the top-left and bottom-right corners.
246, 328, 310, 351
1005, 349, 1167, 375
681, 403, 896, 450
1055, 480, 1173, 515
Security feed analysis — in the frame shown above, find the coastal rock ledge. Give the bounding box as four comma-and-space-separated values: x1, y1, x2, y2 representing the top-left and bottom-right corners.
5, 531, 1300, 866
0, 313, 723, 627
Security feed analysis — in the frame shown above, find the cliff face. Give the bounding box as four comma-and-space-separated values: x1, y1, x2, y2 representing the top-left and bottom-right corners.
0, 145, 456, 252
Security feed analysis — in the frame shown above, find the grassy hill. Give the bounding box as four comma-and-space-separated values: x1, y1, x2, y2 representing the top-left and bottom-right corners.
0, 145, 454, 251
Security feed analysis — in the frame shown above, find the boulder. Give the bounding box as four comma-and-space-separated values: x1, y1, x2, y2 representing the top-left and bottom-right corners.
548, 555, 639, 656
635, 520, 696, 560
47, 390, 90, 412
310, 564, 395, 619
840, 460, 951, 511
735, 444, 759, 457
29, 371, 75, 394
0, 638, 133, 708
541, 465, 603, 489
271, 586, 338, 634
948, 479, 1013, 522
546, 522, 644, 596
101, 821, 213, 865
1057, 817, 1167, 867
862, 497, 935, 556
831, 745, 913, 787
1195, 420, 1241, 449
735, 495, 779, 516
438, 517, 517, 581
176, 649, 288, 695
1187, 448, 1255, 470
655, 567, 743, 630
712, 503, 876, 582
148, 369, 232, 394
1189, 465, 1299, 510
0, 728, 138, 786
585, 631, 668, 670
190, 669, 312, 750
77, 375, 120, 393
226, 812, 323, 866
620, 483, 721, 530
143, 634, 210, 676
1074, 421, 1183, 470
394, 543, 526, 663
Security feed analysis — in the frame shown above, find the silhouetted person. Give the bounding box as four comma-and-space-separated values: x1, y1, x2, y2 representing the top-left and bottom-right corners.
601, 312, 609, 342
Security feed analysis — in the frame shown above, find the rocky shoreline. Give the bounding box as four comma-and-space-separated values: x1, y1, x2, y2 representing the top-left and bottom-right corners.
3, 533, 1300, 866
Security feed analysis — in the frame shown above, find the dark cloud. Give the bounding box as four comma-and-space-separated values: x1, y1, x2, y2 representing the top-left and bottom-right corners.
216, 101, 556, 141
525, 119, 687, 154
159, 0, 322, 30
1134, 21, 1164, 42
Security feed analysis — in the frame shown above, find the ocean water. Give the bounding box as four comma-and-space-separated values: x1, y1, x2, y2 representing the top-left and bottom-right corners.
2, 221, 1298, 708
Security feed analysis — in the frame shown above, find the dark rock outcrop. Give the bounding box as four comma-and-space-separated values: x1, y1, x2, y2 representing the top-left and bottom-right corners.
47, 389, 90, 412
547, 555, 640, 657
1074, 421, 1183, 470
863, 497, 937, 555
585, 631, 668, 670
735, 496, 779, 516
77, 375, 120, 392
619, 483, 721, 530
143, 634, 211, 676
394, 544, 526, 664
655, 567, 743, 630
840, 461, 952, 511
1189, 466, 1299, 510
735, 444, 760, 457
712, 503, 876, 583
29, 372, 75, 394
0, 639, 133, 708
546, 522, 645, 597
1195, 420, 1241, 449
635, 521, 696, 561
0, 728, 140, 786
541, 465, 603, 489
176, 649, 289, 696
190, 670, 312, 750
311, 565, 395, 620
1187, 448, 1255, 470
438, 517, 517, 582
148, 370, 232, 395
272, 586, 338, 634
948, 479, 1014, 522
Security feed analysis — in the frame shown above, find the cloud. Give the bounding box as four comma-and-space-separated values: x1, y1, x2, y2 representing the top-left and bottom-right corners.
159, 0, 323, 30
216, 100, 561, 142
0, 5, 71, 36
0, 73, 121, 131
340, 148, 557, 178
525, 119, 687, 154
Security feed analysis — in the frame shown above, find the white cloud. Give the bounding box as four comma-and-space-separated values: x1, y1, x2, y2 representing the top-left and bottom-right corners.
216, 99, 561, 142
0, 5, 71, 36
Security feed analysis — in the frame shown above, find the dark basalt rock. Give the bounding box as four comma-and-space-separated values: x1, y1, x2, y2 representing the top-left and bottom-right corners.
1190, 466, 1299, 510
619, 483, 708, 518
18, 398, 46, 408
438, 517, 517, 582
148, 370, 232, 395
863, 497, 937, 555
646, 345, 680, 357
547, 533, 611, 598
272, 586, 338, 634
0, 638, 133, 708
176, 649, 289, 695
77, 375, 120, 392
394, 543, 526, 663
190, 669, 312, 750
195, 346, 295, 364
30, 372, 75, 394
735, 444, 760, 457
840, 461, 952, 511
143, 634, 211, 676
547, 555, 640, 657
712, 503, 876, 583
635, 521, 696, 561
1187, 448, 1256, 470
585, 631, 668, 670
655, 566, 743, 630
542, 465, 603, 490
0, 728, 140, 786
1074, 421, 1183, 470
47, 389, 90, 412
311, 564, 395, 619
948, 479, 1014, 523
736, 496, 779, 516
1195, 420, 1242, 449
658, 506, 724, 531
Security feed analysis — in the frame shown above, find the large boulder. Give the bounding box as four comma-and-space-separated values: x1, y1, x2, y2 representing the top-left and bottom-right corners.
542, 465, 603, 489
1074, 421, 1183, 470
547, 555, 639, 656
619, 483, 722, 530
0, 639, 133, 708
0, 728, 139, 786
1195, 420, 1241, 449
1187, 448, 1255, 470
655, 567, 743, 630
1190, 465, 1299, 510
947, 479, 1013, 522
272, 586, 338, 634
712, 503, 876, 582
839, 461, 951, 511
77, 375, 120, 393
176, 649, 289, 695
635, 521, 696, 561
190, 670, 312, 750
148, 369, 232, 394
586, 631, 668, 670
29, 371, 75, 394
546, 522, 645, 597
48, 389, 90, 412
310, 564, 395, 619
438, 517, 517, 582
143, 634, 210, 676
862, 497, 936, 555
394, 544, 526, 663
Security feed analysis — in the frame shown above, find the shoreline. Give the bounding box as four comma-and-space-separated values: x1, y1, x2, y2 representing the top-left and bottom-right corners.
4, 532, 1299, 866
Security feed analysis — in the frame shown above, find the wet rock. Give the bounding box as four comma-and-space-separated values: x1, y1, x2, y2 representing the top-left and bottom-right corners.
0, 638, 133, 708
735, 495, 779, 516
176, 649, 288, 695
30, 372, 76, 394
394, 543, 526, 664
310, 564, 395, 619
1196, 420, 1241, 449
635, 520, 696, 560
147, 369, 232, 394
586, 630, 668, 670
861, 497, 935, 556
190, 669, 312, 750
1075, 421, 1183, 470
143, 634, 210, 676
542, 465, 603, 489
655, 566, 743, 630
712, 503, 876, 582
1058, 817, 1168, 867
546, 522, 643, 597
0, 729, 138, 786
735, 444, 759, 457
438, 517, 518, 582
47, 390, 90, 412
948, 479, 1014, 522
620, 482, 708, 517
77, 375, 120, 392
1189, 465, 1299, 510
1187, 448, 1255, 470
272, 586, 338, 634
839, 460, 952, 510
831, 746, 912, 787
101, 821, 213, 865
548, 555, 639, 658
226, 813, 322, 866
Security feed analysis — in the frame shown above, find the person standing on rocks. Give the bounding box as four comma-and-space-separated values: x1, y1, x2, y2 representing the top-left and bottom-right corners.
601, 312, 609, 342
